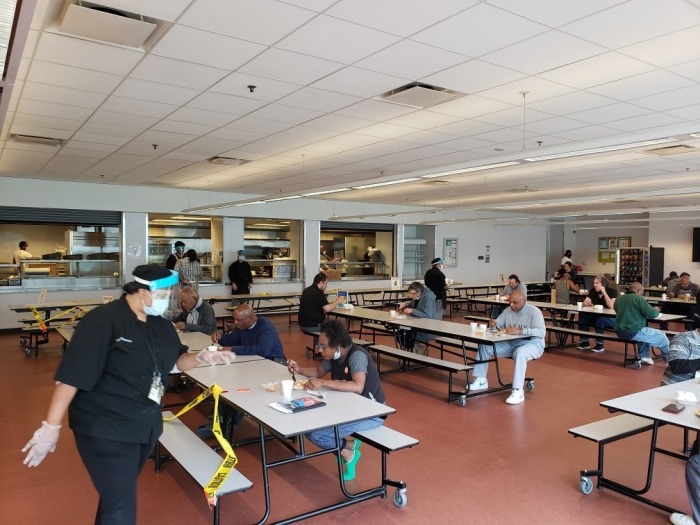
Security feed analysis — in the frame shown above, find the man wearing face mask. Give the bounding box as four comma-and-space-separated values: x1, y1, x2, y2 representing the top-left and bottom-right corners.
20, 265, 233, 524
287, 319, 385, 481
228, 249, 253, 295
424, 257, 450, 319
165, 241, 186, 270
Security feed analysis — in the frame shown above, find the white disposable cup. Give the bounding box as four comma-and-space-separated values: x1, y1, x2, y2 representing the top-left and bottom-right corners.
470, 322, 477, 331
207, 345, 218, 352
661, 294, 667, 300
390, 310, 397, 318
594, 305, 603, 311
576, 302, 582, 309
478, 323, 486, 332
281, 380, 293, 401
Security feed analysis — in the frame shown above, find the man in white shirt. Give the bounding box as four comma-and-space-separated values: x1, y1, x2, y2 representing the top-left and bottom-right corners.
13, 241, 33, 263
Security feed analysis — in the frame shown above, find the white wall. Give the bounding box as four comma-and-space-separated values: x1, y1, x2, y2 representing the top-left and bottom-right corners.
434, 223, 548, 284
649, 213, 700, 277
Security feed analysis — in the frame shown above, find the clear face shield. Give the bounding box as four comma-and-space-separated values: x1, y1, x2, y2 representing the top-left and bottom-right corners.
134, 270, 179, 318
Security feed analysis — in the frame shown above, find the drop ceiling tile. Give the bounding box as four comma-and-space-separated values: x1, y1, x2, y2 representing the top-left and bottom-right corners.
13, 113, 83, 132
619, 26, 700, 68
473, 107, 553, 127
224, 116, 294, 134
429, 95, 513, 119
152, 25, 266, 70
526, 91, 617, 115
422, 60, 526, 94
276, 87, 361, 112
27, 61, 122, 94
16, 99, 94, 121
92, 154, 153, 170
34, 32, 143, 75
64, 140, 121, 153
561, 0, 700, 49
488, 0, 627, 27
588, 70, 695, 100
113, 78, 200, 105
56, 147, 111, 159
630, 85, 700, 111
247, 103, 324, 125
87, 110, 159, 130
433, 136, 501, 151
22, 82, 107, 109
275, 15, 400, 64
604, 113, 685, 132
153, 119, 217, 136
519, 116, 592, 134
568, 101, 651, 124
179, 0, 315, 45
481, 30, 607, 75
130, 55, 229, 90
412, 3, 548, 58
239, 48, 343, 85
72, 131, 131, 146
355, 122, 420, 139
168, 107, 237, 127
549, 125, 622, 141
311, 67, 409, 98
176, 137, 245, 156
336, 99, 417, 121
471, 127, 538, 143
669, 59, 700, 83
429, 119, 500, 138
100, 96, 178, 118
304, 114, 375, 133
666, 103, 700, 120
207, 127, 266, 143
118, 140, 181, 156
137, 130, 199, 145
477, 76, 576, 105
540, 52, 657, 90
386, 111, 463, 130
327, 0, 473, 37
357, 40, 468, 80
186, 92, 267, 116
210, 72, 303, 102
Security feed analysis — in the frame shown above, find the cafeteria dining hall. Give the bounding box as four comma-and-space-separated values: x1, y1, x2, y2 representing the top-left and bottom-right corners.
2, 1, 700, 524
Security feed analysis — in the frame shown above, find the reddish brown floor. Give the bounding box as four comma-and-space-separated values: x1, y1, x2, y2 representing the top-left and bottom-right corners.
1, 312, 692, 524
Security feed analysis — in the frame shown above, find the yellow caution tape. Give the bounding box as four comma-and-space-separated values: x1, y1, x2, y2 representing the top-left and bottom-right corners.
28, 306, 47, 333
27, 305, 88, 331
163, 383, 238, 508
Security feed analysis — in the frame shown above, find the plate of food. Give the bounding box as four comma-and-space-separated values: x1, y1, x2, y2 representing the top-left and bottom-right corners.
293, 379, 308, 390
261, 381, 281, 392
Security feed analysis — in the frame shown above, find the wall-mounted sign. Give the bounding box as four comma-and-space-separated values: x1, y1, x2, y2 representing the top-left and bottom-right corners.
443, 238, 457, 267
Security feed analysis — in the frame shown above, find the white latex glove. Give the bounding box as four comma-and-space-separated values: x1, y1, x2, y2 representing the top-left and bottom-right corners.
22, 421, 61, 467
196, 348, 235, 366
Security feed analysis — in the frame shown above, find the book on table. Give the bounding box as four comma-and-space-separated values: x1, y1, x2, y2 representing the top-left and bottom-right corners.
269, 397, 326, 414
337, 290, 348, 305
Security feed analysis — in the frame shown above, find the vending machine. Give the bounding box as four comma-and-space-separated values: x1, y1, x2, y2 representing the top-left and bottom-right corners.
615, 246, 665, 287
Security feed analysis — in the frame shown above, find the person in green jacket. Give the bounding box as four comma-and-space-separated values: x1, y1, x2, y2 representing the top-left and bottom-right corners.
614, 281, 669, 365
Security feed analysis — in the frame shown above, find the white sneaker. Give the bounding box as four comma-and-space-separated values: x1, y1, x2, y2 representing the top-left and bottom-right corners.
640, 357, 654, 365
469, 377, 488, 391
505, 389, 525, 405
670, 512, 696, 525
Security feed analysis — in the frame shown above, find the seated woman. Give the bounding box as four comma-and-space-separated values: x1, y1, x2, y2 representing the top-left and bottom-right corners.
287, 319, 385, 481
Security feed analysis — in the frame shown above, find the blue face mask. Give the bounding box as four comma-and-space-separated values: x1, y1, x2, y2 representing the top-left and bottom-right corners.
142, 292, 170, 317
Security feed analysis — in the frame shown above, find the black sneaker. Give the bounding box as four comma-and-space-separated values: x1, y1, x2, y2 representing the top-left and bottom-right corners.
577, 342, 591, 350
591, 344, 605, 353
196, 424, 215, 439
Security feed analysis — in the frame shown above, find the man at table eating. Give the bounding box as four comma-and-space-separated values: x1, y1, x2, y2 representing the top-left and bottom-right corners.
614, 281, 669, 365
577, 275, 618, 353
397, 281, 438, 356
172, 286, 217, 335
287, 319, 385, 481
470, 291, 545, 405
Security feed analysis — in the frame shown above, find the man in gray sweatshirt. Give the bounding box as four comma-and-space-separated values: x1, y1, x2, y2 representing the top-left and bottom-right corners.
470, 291, 545, 405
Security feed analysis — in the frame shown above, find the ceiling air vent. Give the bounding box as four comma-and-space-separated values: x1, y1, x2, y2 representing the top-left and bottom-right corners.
374, 82, 465, 109
59, 1, 158, 48
645, 144, 699, 156
207, 157, 251, 166
10, 134, 64, 147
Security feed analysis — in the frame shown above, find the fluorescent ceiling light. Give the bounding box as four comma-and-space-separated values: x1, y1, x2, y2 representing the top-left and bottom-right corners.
170, 215, 211, 220
689, 133, 700, 138
233, 200, 265, 207
151, 219, 195, 223
265, 195, 302, 202
331, 210, 438, 221
353, 178, 420, 189
302, 188, 351, 196
523, 138, 676, 162
422, 161, 521, 179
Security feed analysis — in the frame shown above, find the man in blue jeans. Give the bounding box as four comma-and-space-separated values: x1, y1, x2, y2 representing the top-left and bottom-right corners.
614, 281, 669, 365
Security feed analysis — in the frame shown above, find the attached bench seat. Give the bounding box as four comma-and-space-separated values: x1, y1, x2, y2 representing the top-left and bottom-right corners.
369, 344, 472, 406
429, 336, 478, 362
568, 414, 655, 495
155, 411, 253, 525
352, 425, 420, 508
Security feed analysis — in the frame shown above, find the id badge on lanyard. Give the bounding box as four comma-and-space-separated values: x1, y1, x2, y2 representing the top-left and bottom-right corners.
148, 371, 164, 404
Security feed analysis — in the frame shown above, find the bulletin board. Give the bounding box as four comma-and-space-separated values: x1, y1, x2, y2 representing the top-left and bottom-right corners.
598, 237, 631, 263
443, 239, 457, 267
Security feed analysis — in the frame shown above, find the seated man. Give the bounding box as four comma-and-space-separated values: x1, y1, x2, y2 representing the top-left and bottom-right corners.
470, 291, 545, 405
662, 271, 678, 287
577, 275, 618, 353
172, 286, 216, 335
554, 272, 579, 305
670, 272, 700, 299
287, 319, 385, 481
298, 273, 342, 332
397, 281, 438, 356
199, 304, 286, 438
614, 281, 669, 365
491, 274, 527, 318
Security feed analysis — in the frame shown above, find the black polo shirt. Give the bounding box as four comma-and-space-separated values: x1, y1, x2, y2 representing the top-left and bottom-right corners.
55, 298, 186, 444
424, 267, 447, 303
298, 285, 328, 327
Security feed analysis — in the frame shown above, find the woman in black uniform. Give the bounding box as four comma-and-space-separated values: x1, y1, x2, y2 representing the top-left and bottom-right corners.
21, 265, 234, 524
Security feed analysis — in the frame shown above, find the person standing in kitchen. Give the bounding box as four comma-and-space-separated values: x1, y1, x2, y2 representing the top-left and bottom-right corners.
13, 241, 33, 263
228, 249, 253, 295
165, 241, 186, 270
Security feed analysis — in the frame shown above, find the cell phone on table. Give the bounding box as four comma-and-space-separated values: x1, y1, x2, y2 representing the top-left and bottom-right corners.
662, 403, 686, 414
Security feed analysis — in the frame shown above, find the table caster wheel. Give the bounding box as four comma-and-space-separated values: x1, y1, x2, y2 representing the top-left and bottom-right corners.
20, 337, 27, 345
24, 347, 32, 357
580, 476, 593, 495
634, 360, 641, 369
457, 395, 467, 407
526, 380, 535, 391
393, 488, 407, 508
